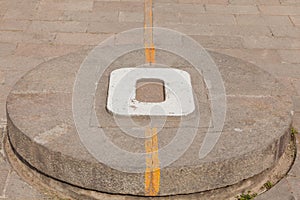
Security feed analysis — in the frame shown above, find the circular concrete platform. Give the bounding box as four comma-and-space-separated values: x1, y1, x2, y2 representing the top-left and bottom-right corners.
6, 48, 293, 197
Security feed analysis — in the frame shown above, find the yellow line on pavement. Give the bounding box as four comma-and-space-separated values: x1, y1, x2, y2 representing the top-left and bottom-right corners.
144, 0, 155, 63
145, 127, 160, 196
144, 0, 160, 196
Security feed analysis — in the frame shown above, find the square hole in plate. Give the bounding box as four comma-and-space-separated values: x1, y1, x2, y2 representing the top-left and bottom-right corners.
136, 79, 165, 103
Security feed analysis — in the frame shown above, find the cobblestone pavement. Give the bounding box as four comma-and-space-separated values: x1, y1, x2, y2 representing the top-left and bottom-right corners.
0, 0, 300, 199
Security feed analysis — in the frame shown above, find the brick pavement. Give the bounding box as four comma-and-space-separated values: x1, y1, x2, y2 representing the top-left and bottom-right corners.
0, 0, 300, 199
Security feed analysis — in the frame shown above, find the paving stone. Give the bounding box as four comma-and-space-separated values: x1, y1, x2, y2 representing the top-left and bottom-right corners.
0, 55, 44, 71
54, 32, 112, 45
280, 0, 300, 5
32, 10, 64, 21
256, 178, 295, 200
0, 156, 10, 197
154, 24, 272, 37
229, 0, 256, 5
205, 5, 259, 14
38, 0, 94, 11
177, 0, 229, 4
153, 3, 205, 14
287, 177, 300, 199
87, 21, 143, 34
215, 49, 281, 65
288, 134, 300, 177
190, 35, 244, 49
5, 171, 48, 200
259, 5, 300, 15
4, 0, 40, 9
290, 16, 300, 26
292, 96, 300, 113
27, 21, 88, 33
93, 1, 144, 12
256, 63, 300, 79
0, 69, 21, 89
153, 12, 181, 24
153, 0, 174, 3
3, 8, 35, 21
0, 31, 56, 44
278, 50, 300, 64
0, 43, 16, 57
0, 20, 30, 31
0, 31, 35, 44
270, 26, 300, 38
242, 36, 300, 49
236, 15, 293, 26
61, 10, 119, 22
0, 2, 7, 17
119, 11, 143, 23
14, 43, 82, 59
0, 70, 31, 93
292, 113, 300, 131
0, 70, 4, 85
181, 14, 236, 25
293, 79, 300, 96
0, 97, 7, 123
256, 0, 281, 4
274, 76, 297, 96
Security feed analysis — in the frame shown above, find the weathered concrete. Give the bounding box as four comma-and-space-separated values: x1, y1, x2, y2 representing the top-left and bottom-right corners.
5, 48, 293, 197
0, 0, 300, 199
3, 130, 295, 200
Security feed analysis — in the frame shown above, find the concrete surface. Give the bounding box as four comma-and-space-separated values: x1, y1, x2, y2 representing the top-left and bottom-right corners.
0, 0, 299, 199
5, 47, 293, 197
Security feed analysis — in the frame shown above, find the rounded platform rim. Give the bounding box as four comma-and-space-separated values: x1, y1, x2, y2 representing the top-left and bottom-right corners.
5, 49, 294, 196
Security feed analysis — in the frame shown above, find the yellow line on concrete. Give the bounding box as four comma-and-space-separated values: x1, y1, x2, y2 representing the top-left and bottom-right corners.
144, 0, 155, 63
144, 0, 160, 196
151, 128, 160, 195
145, 127, 153, 195
145, 127, 160, 196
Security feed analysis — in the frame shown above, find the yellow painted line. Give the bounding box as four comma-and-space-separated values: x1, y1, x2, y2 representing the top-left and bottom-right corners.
145, 127, 153, 195
145, 128, 153, 196
144, 0, 160, 196
145, 127, 160, 196
151, 128, 160, 195
144, 0, 155, 63
145, 46, 155, 63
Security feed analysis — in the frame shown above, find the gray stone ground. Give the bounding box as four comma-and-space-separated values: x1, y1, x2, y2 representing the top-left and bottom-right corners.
0, 0, 300, 199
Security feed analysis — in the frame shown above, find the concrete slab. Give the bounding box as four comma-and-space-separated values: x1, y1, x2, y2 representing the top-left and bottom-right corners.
0, 0, 299, 199
5, 48, 293, 198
